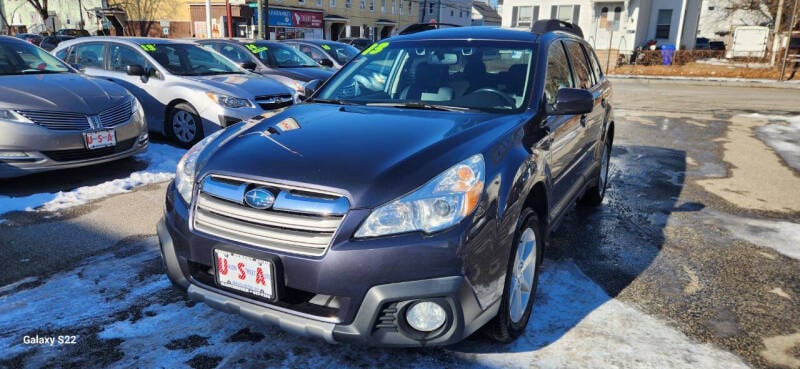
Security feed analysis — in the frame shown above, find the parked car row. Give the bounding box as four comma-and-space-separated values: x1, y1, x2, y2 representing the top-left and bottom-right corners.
1, 35, 357, 178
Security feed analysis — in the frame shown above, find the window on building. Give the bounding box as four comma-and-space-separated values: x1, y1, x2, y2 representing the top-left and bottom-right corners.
656, 9, 672, 39
330, 0, 336, 7
370, 0, 375, 11
599, 7, 608, 29
346, 0, 351, 7
544, 41, 573, 107
451, 9, 454, 16
429, 3, 434, 14
613, 6, 622, 30
392, 0, 396, 14
360, 0, 365, 8
317, 0, 322, 6
512, 6, 538, 28
382, 0, 386, 12
551, 4, 580, 24
298, 0, 305, 4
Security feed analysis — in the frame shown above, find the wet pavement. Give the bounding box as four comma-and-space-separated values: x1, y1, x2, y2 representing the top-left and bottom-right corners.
1, 80, 799, 368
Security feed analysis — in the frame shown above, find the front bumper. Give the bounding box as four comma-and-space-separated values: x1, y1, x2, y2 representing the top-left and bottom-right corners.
0, 117, 149, 178
157, 182, 499, 346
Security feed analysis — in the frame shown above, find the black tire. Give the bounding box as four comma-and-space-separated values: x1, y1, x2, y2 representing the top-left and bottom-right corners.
579, 138, 612, 207
167, 103, 204, 148
485, 208, 544, 343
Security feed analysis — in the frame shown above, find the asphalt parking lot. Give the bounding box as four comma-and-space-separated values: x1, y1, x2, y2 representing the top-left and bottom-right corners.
1, 79, 799, 369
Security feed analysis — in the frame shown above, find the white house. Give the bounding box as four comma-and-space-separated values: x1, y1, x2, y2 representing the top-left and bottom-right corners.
420, 0, 475, 26
472, 1, 502, 26
500, 0, 702, 52
2, 0, 105, 34
697, 0, 772, 39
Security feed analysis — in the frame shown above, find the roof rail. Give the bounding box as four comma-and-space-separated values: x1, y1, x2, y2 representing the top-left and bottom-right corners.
531, 19, 584, 39
399, 23, 462, 35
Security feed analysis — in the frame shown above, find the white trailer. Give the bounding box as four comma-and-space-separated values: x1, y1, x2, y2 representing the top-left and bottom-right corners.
728, 26, 770, 58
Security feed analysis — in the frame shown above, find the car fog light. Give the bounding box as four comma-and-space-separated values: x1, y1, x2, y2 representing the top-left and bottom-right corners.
138, 133, 149, 145
405, 301, 446, 332
0, 151, 30, 159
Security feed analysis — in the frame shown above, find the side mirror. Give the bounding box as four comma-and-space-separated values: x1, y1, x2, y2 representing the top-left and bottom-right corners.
316, 58, 334, 68
304, 79, 321, 97
548, 88, 594, 115
126, 64, 145, 76
127, 64, 150, 83
70, 63, 85, 71
239, 61, 257, 71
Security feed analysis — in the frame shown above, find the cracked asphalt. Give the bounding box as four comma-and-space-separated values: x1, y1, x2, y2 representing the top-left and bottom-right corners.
0, 79, 799, 369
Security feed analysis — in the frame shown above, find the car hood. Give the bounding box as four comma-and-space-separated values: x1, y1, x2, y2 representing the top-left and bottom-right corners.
199, 103, 518, 208
186, 73, 293, 97
269, 67, 334, 82
0, 73, 129, 113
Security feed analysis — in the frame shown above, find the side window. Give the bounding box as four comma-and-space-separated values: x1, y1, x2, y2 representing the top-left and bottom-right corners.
564, 41, 591, 89
108, 44, 150, 73
544, 41, 573, 106
219, 45, 249, 63
587, 46, 604, 82
71, 43, 105, 69
54, 49, 67, 61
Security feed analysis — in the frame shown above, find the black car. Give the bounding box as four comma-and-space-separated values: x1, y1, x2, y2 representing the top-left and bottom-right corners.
281, 39, 359, 69
695, 37, 710, 50
158, 20, 614, 347
55, 29, 91, 37
338, 37, 372, 50
39, 35, 75, 51
197, 39, 334, 96
709, 41, 726, 51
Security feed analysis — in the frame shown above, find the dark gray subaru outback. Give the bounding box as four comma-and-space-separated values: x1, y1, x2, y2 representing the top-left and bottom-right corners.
158, 20, 614, 347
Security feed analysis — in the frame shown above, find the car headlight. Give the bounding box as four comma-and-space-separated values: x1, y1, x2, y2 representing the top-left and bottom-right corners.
206, 92, 254, 108
174, 129, 225, 204
131, 96, 143, 116
0, 109, 34, 124
355, 154, 485, 238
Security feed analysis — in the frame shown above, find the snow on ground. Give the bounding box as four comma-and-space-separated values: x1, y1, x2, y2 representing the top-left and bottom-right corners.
704, 211, 800, 260
745, 114, 800, 171
0, 240, 749, 369
0, 143, 184, 216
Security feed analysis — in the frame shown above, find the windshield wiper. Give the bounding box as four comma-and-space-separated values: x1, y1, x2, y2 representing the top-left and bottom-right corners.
309, 98, 356, 105
21, 70, 67, 74
365, 102, 473, 112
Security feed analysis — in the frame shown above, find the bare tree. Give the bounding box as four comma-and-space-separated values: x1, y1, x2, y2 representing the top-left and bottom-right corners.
726, 0, 798, 31
24, 0, 52, 32
109, 0, 162, 36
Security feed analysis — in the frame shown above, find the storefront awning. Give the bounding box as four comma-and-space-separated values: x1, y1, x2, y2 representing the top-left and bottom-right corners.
324, 14, 349, 22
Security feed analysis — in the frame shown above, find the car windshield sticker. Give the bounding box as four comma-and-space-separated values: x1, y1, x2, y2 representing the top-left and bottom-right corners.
140, 44, 157, 52
362, 42, 389, 55
245, 44, 268, 54
321, 44, 331, 51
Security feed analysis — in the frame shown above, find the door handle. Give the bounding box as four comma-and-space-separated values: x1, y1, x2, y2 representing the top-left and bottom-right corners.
601, 98, 607, 108
580, 114, 587, 127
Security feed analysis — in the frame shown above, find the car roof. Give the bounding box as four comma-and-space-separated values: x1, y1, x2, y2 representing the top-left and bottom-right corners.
285, 39, 351, 47
389, 26, 542, 43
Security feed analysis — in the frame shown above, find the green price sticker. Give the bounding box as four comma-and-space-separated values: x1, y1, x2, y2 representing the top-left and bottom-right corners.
140, 44, 156, 52
245, 44, 268, 54
321, 44, 331, 51
362, 42, 389, 55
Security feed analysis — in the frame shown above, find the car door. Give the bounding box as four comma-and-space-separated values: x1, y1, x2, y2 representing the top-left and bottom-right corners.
582, 44, 610, 169
542, 40, 585, 217
96, 43, 169, 133
563, 40, 599, 183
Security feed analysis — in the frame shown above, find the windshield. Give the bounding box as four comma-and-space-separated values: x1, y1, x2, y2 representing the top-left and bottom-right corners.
320, 42, 359, 65
140, 43, 243, 76
0, 40, 71, 75
244, 42, 319, 68
314, 40, 535, 112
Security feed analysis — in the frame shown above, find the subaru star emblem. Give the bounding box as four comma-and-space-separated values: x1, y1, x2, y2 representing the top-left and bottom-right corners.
244, 188, 275, 209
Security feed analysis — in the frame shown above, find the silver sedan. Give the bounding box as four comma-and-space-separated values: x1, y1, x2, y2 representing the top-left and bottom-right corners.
0, 36, 148, 178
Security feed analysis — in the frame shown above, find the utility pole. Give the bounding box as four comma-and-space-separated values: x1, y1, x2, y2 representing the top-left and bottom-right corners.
205, 0, 212, 38
225, 0, 232, 37
78, 0, 85, 30
779, 0, 799, 81
772, 0, 785, 66
257, 0, 263, 39
675, 0, 688, 50
265, 0, 270, 40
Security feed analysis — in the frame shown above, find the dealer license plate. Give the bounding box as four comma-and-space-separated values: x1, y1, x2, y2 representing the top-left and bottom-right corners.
83, 129, 116, 150
214, 249, 274, 299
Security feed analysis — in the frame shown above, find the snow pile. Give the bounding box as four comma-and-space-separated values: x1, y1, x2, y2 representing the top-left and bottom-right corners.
746, 114, 800, 171
0, 239, 750, 368
705, 211, 800, 260
0, 143, 184, 216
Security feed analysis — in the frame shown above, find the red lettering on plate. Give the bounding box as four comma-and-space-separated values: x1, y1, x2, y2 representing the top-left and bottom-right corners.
86, 136, 93, 145
98, 135, 103, 143
217, 257, 228, 275
255, 267, 266, 286
237, 262, 246, 280
107, 133, 113, 141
